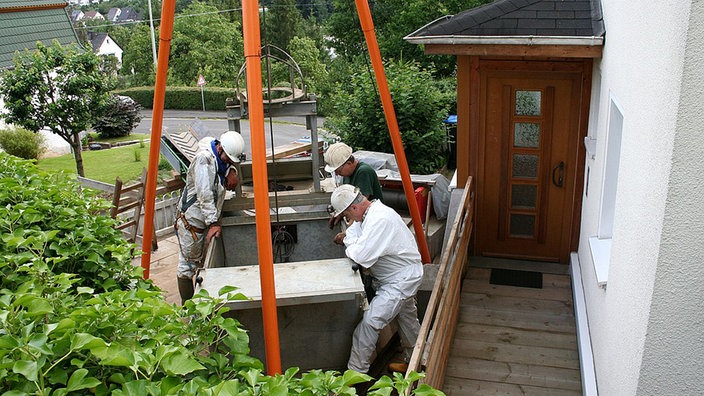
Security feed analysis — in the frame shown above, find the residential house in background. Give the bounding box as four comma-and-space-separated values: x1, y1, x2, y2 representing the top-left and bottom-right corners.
106, 7, 121, 23
70, 8, 83, 22
82, 9, 103, 21
88, 32, 123, 67
406, 0, 703, 394
116, 7, 141, 24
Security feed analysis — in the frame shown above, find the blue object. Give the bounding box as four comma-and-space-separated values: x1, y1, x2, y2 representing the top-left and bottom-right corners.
443, 115, 457, 124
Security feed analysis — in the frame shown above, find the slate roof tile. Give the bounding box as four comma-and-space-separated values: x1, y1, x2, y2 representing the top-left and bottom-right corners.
406, 0, 605, 40
0, 1, 80, 69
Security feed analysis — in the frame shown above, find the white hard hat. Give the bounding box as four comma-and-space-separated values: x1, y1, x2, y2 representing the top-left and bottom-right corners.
219, 131, 245, 163
330, 184, 361, 216
324, 142, 353, 173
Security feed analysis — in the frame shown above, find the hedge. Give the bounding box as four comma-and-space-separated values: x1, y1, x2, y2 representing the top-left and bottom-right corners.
114, 86, 239, 111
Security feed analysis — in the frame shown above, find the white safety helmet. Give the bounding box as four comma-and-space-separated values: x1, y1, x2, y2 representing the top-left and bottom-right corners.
324, 142, 353, 173
219, 131, 245, 163
330, 184, 361, 216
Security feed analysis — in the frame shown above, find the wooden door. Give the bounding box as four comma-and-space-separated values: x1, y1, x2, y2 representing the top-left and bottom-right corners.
476, 70, 581, 263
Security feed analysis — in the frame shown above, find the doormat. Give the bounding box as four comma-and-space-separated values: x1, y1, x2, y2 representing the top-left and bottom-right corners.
490, 268, 543, 289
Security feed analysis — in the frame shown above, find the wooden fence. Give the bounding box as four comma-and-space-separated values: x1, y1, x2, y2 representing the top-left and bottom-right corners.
78, 175, 184, 244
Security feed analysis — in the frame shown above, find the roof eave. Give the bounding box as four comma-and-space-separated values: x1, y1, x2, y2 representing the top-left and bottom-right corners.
404, 35, 604, 47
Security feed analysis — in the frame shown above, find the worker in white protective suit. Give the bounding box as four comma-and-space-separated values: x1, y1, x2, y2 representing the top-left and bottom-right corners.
175, 131, 245, 304
330, 184, 423, 375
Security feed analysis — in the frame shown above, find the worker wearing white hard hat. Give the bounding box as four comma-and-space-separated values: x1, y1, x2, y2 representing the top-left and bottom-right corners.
330, 184, 423, 374
175, 131, 245, 304
324, 142, 383, 229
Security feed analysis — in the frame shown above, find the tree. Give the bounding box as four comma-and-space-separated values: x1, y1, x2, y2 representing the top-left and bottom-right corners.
0, 41, 113, 176
120, 24, 157, 87
263, 0, 304, 52
169, 1, 244, 87
325, 0, 493, 77
288, 36, 328, 94
326, 60, 451, 174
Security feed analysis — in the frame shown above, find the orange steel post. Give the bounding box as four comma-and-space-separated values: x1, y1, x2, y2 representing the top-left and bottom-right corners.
353, 0, 431, 263
140, 0, 176, 278
242, 0, 282, 375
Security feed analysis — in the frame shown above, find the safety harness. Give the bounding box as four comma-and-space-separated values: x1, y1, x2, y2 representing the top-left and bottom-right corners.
175, 157, 223, 241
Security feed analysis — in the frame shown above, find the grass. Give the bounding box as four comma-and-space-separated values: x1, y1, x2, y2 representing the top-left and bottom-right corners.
38, 142, 159, 185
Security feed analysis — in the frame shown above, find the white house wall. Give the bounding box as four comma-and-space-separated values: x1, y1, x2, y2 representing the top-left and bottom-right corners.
99, 36, 123, 66
578, 1, 703, 395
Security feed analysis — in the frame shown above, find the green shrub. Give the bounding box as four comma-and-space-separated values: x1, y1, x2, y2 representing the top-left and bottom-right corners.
114, 86, 239, 111
0, 153, 145, 292
325, 60, 452, 174
0, 125, 46, 160
93, 94, 143, 138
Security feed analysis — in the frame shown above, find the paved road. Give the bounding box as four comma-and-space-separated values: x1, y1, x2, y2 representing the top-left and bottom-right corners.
136, 109, 331, 159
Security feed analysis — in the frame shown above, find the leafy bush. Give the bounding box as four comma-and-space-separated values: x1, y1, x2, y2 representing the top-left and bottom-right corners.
93, 95, 143, 138
325, 60, 452, 174
0, 153, 145, 292
0, 125, 46, 160
0, 153, 445, 395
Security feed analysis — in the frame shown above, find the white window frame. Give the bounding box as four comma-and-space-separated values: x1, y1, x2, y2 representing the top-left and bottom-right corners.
589, 93, 624, 287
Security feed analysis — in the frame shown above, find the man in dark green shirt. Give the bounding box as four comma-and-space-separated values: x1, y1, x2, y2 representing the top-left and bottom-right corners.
324, 142, 384, 202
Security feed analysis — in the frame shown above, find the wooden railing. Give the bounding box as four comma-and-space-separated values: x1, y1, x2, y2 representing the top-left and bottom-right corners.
78, 173, 184, 244
406, 176, 474, 392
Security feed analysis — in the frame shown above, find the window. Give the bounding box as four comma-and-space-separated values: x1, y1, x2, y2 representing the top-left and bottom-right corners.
589, 95, 623, 286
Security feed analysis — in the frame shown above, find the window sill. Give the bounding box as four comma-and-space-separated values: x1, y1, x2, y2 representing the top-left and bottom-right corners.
588, 236, 610, 288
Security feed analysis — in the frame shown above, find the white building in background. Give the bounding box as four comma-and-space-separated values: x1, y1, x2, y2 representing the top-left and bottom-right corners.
89, 32, 123, 67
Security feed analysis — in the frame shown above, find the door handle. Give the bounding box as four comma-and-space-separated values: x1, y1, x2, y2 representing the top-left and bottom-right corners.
552, 161, 564, 187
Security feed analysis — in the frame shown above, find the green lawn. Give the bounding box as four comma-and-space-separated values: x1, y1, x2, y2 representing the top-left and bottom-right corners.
38, 142, 159, 185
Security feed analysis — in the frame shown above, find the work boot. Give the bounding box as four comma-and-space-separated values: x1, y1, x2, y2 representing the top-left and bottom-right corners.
387, 362, 409, 373
177, 277, 194, 305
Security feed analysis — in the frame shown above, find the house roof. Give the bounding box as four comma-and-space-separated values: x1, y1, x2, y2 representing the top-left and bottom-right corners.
405, 0, 604, 49
116, 7, 141, 23
0, 0, 81, 69
107, 7, 120, 22
89, 32, 108, 51
83, 10, 103, 20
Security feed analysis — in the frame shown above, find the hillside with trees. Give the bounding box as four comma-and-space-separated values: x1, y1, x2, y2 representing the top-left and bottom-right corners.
68, 0, 492, 171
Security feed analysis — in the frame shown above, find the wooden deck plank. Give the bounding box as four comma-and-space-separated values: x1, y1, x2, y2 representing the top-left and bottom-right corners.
467, 267, 572, 289
438, 260, 581, 395
462, 279, 574, 302
443, 377, 582, 396
453, 322, 578, 350
458, 305, 576, 333
445, 357, 582, 391
448, 339, 580, 370
461, 292, 575, 316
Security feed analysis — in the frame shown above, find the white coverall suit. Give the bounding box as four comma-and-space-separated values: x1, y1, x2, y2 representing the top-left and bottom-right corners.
176, 138, 226, 279
342, 200, 423, 373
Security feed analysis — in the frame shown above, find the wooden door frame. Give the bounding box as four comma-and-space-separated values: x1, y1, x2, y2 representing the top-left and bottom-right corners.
456, 56, 592, 262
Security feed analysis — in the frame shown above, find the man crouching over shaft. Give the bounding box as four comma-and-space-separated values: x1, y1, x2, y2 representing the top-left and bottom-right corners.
175, 131, 245, 305
330, 184, 423, 374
